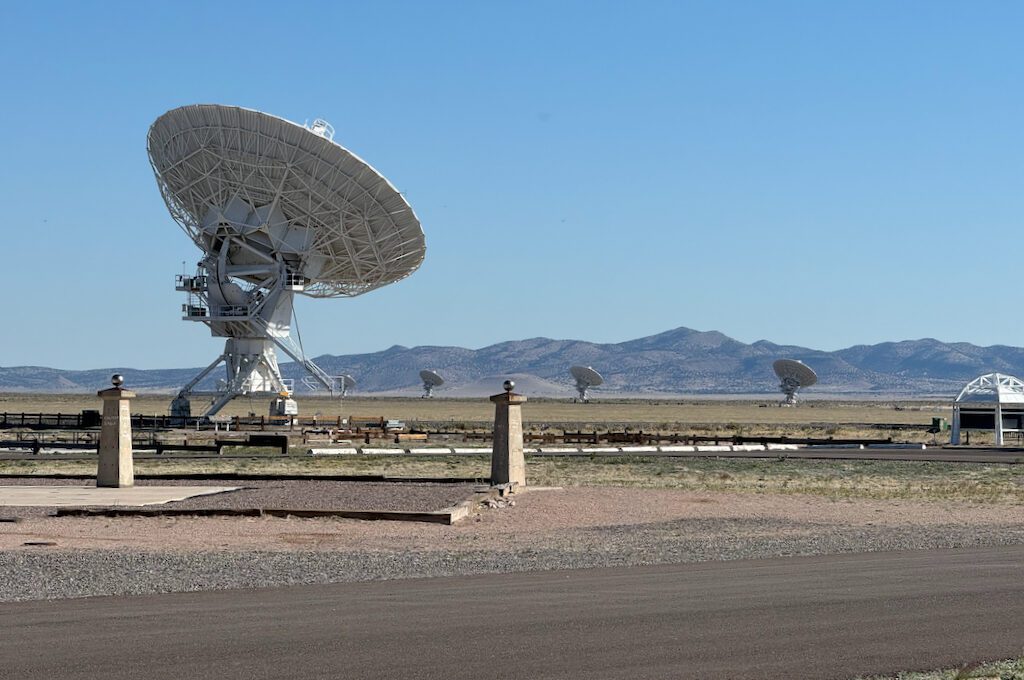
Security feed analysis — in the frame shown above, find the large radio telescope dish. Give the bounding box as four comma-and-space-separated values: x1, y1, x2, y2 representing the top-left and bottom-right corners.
149, 105, 425, 297
570, 365, 604, 402
149, 104, 425, 418
773, 359, 817, 405
419, 370, 444, 398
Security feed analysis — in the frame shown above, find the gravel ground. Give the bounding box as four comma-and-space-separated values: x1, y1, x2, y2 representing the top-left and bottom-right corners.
0, 478, 479, 516
3, 521, 1023, 603
2, 487, 1024, 602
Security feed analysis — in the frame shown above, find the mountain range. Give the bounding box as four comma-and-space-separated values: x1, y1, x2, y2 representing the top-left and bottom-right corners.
4, 326, 1024, 397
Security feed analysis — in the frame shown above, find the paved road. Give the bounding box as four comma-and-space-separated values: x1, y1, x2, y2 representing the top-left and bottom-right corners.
2, 546, 1023, 679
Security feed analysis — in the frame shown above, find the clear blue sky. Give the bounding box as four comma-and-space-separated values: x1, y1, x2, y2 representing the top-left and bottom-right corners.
2, 1, 1021, 369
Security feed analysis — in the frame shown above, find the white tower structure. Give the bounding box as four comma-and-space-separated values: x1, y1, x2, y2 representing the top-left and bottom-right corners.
148, 105, 425, 417
950, 373, 1024, 445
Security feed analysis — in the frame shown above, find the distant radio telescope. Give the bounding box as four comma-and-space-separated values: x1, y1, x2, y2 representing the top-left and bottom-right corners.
147, 104, 424, 417
302, 373, 356, 397
420, 370, 444, 398
570, 365, 604, 403
336, 374, 356, 398
773, 359, 818, 406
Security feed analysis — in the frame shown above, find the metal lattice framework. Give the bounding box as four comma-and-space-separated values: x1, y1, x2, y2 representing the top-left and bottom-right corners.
955, 373, 1024, 403
148, 105, 425, 297
951, 372, 1024, 446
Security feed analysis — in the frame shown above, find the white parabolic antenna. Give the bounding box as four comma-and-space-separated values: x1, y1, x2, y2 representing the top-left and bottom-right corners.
772, 359, 817, 405
419, 370, 444, 398
148, 104, 425, 417
570, 365, 604, 402
332, 373, 356, 398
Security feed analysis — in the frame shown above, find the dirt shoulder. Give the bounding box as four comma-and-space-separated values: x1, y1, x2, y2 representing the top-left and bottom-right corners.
3, 486, 1022, 553
3, 485, 1023, 601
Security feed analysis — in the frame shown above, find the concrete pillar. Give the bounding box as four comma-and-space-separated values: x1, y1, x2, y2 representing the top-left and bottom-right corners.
995, 402, 1004, 446
490, 380, 527, 489
97, 374, 135, 488
950, 405, 961, 445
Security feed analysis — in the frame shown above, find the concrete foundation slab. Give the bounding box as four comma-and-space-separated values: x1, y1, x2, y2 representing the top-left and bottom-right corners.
0, 486, 240, 507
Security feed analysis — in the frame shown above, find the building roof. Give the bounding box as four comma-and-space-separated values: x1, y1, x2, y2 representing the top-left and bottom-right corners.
955, 373, 1024, 404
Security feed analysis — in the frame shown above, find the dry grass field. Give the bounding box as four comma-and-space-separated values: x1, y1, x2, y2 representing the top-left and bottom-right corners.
0, 392, 948, 426
3, 455, 1022, 504
0, 392, 957, 443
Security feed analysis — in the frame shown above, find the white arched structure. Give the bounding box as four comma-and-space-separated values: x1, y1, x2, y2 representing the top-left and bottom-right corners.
950, 373, 1024, 445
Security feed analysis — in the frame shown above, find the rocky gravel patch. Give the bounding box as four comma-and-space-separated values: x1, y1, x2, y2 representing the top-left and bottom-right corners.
0, 478, 478, 518
3, 516, 1024, 602
4, 485, 1024, 602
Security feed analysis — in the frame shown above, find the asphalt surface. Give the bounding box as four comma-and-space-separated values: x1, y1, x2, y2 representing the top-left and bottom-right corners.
3, 546, 1023, 680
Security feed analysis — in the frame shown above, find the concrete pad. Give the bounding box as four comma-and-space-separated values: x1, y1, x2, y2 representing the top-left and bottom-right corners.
0, 486, 240, 507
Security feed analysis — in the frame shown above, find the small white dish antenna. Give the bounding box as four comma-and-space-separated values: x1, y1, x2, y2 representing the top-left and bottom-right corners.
304, 373, 356, 397
569, 365, 604, 403
339, 374, 356, 397
419, 370, 444, 398
772, 359, 818, 406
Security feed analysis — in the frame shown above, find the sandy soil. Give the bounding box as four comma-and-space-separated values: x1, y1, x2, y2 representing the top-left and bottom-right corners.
3, 486, 1021, 553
